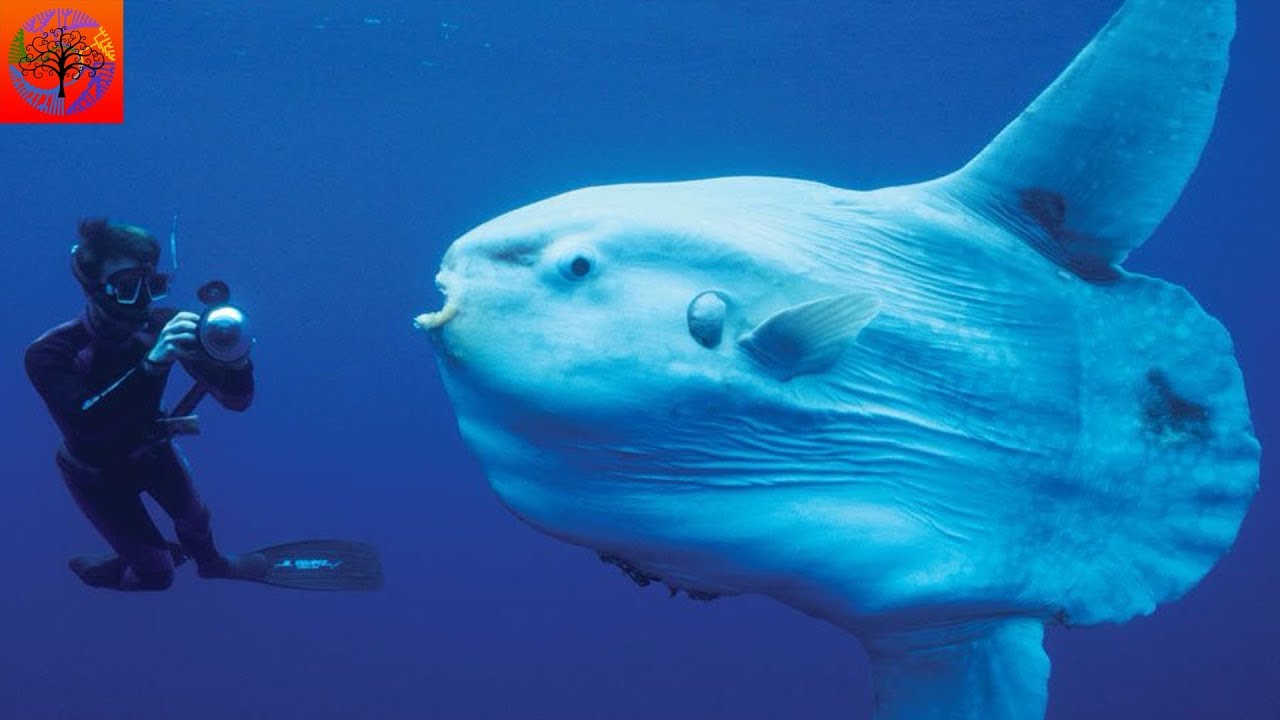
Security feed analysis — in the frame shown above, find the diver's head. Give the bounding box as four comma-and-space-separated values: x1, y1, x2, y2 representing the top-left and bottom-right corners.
72, 218, 170, 326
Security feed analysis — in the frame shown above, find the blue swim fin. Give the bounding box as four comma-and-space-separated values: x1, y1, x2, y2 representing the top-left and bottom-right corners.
212, 540, 383, 591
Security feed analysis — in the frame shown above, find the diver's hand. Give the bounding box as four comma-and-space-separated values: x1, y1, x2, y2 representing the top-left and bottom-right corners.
145, 311, 201, 367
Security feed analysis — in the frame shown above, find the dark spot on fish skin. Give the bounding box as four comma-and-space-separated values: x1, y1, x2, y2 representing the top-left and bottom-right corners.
1142, 369, 1212, 441
1021, 187, 1067, 232
490, 242, 541, 266
1017, 187, 1120, 283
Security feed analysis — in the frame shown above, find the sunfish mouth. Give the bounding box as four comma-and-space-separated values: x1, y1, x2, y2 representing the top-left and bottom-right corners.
413, 301, 459, 332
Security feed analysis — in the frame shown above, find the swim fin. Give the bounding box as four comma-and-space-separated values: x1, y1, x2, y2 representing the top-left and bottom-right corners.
206, 540, 383, 591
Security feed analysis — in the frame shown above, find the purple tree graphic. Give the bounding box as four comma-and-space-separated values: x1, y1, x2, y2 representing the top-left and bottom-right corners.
18, 25, 106, 98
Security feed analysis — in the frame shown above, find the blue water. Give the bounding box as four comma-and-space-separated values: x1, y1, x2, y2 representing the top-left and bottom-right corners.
1, 1, 1275, 718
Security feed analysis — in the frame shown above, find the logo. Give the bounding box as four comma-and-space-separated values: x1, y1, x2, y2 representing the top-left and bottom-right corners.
1, 1, 122, 123
275, 558, 344, 571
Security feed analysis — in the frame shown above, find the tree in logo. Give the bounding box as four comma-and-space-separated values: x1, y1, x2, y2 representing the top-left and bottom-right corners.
7, 9, 117, 117
18, 25, 104, 98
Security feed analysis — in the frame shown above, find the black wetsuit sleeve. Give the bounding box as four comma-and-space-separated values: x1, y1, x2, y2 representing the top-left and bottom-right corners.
181, 355, 254, 412
24, 338, 168, 434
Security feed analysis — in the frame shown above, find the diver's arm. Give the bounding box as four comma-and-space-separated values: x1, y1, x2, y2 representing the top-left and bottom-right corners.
24, 338, 168, 433
181, 355, 254, 412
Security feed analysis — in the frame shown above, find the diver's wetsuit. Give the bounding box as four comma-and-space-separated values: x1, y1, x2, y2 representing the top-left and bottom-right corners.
25, 307, 254, 590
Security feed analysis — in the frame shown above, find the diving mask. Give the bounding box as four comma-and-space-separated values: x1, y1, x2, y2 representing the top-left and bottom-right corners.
103, 266, 170, 305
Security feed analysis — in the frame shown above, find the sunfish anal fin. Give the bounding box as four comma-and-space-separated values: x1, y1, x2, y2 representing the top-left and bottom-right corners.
866, 618, 1049, 720
737, 293, 878, 381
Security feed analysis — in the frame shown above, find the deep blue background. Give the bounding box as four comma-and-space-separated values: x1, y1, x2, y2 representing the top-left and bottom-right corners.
1, 1, 1275, 718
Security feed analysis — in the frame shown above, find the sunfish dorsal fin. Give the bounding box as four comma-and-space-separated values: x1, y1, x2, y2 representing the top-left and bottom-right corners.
942, 0, 1235, 278
738, 293, 879, 381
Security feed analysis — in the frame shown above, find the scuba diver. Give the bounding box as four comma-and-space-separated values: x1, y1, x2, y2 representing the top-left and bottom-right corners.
25, 218, 380, 592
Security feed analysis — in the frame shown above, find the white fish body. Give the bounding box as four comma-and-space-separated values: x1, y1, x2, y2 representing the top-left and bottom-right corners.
418, 2, 1260, 718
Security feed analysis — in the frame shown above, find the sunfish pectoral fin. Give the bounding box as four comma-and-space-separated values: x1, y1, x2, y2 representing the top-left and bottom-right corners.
938, 0, 1235, 278
737, 292, 879, 381
866, 618, 1049, 720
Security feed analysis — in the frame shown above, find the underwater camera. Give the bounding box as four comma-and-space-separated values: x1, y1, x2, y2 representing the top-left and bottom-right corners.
194, 279, 254, 365
144, 279, 254, 443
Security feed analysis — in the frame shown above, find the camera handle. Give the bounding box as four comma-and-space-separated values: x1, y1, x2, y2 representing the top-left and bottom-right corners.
170, 380, 209, 418
126, 380, 208, 461
150, 380, 209, 441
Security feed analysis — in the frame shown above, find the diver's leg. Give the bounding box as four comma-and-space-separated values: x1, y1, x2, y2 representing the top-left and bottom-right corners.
58, 452, 176, 591
142, 443, 231, 577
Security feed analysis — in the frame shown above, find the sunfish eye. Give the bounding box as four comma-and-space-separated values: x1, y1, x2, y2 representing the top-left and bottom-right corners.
687, 291, 729, 348
558, 248, 596, 281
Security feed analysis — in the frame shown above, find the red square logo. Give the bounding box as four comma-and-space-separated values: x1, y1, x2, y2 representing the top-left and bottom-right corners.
1, 1, 124, 123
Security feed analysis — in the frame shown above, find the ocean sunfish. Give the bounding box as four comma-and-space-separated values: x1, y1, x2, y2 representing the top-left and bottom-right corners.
415, 1, 1260, 718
